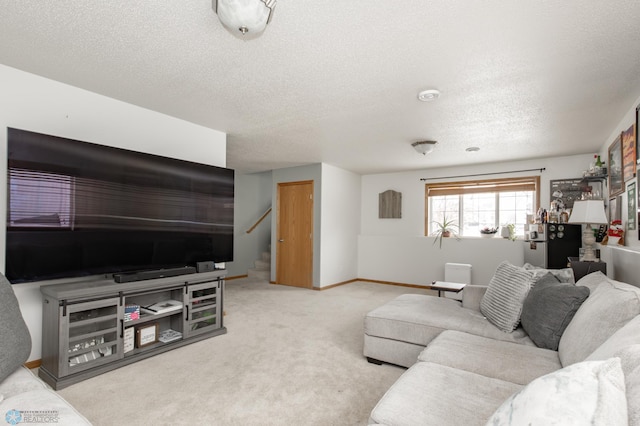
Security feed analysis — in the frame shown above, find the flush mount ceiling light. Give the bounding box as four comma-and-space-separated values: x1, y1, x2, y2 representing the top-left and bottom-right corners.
466, 146, 480, 153
412, 140, 438, 155
417, 89, 440, 102
213, 0, 276, 38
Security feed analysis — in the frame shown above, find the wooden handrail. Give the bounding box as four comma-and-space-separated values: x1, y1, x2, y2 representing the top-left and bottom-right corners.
246, 207, 272, 234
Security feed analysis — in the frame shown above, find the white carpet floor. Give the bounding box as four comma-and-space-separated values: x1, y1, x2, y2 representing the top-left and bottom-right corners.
58, 278, 432, 425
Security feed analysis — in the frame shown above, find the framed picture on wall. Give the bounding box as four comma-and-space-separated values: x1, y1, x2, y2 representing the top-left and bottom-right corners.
609, 134, 624, 196
628, 181, 637, 231
636, 103, 640, 165
622, 124, 636, 182
609, 196, 619, 223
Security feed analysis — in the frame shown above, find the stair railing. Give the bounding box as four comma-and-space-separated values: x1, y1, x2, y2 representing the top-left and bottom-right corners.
246, 207, 272, 234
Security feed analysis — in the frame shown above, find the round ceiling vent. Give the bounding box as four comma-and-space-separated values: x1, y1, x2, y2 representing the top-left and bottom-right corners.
417, 89, 440, 102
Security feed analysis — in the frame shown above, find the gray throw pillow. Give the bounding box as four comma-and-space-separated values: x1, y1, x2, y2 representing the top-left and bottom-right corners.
0, 273, 32, 382
521, 273, 590, 350
480, 261, 537, 333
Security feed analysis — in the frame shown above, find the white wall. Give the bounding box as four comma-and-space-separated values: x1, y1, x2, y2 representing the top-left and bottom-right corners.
226, 171, 273, 277
594, 93, 640, 286
358, 154, 592, 285
319, 164, 360, 287
0, 65, 227, 362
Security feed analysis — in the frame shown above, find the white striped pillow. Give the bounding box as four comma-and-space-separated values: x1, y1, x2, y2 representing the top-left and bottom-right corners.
480, 261, 536, 333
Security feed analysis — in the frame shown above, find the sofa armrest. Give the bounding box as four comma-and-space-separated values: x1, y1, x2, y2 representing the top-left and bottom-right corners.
462, 285, 488, 311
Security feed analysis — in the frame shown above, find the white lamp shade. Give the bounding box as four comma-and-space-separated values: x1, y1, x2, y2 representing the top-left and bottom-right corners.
215, 0, 275, 37
568, 200, 608, 224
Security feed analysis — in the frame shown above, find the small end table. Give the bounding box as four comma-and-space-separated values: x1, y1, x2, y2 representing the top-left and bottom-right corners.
430, 281, 466, 297
567, 257, 607, 282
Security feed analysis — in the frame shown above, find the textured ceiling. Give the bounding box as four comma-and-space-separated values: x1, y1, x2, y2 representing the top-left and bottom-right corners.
1, 1, 640, 174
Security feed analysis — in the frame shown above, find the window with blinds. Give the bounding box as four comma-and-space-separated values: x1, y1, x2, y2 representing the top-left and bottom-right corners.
425, 176, 540, 237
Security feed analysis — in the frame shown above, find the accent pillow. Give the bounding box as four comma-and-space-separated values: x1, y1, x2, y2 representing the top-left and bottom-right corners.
0, 273, 32, 383
480, 261, 536, 333
523, 262, 575, 283
520, 273, 590, 350
486, 358, 628, 426
559, 273, 640, 367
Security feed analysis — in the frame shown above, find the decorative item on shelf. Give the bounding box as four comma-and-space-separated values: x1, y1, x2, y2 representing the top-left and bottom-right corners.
584, 154, 608, 177
568, 199, 608, 261
501, 224, 517, 241
603, 220, 624, 246
124, 304, 140, 322
123, 327, 135, 353
431, 217, 459, 248
158, 329, 182, 343
480, 227, 498, 238
136, 323, 159, 348
140, 300, 182, 315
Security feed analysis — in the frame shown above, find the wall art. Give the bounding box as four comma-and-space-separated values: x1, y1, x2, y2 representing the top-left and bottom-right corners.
609, 134, 624, 197
622, 123, 636, 182
628, 181, 636, 231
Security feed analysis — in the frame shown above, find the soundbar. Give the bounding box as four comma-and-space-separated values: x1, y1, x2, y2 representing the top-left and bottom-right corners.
113, 266, 197, 283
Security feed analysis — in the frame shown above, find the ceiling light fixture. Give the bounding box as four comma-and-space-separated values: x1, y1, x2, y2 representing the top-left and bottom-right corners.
412, 140, 438, 155
213, 0, 276, 38
417, 89, 440, 102
466, 147, 480, 153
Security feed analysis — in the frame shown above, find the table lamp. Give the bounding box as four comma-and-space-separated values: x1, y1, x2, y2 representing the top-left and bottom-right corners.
568, 199, 608, 262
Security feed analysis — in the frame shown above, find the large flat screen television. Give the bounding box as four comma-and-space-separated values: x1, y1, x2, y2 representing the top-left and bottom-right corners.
6, 128, 234, 284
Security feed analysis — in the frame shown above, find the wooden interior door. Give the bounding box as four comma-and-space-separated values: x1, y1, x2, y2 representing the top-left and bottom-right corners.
276, 181, 313, 288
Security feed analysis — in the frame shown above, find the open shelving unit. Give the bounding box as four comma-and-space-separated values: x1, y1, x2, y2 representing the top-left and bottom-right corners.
39, 270, 226, 390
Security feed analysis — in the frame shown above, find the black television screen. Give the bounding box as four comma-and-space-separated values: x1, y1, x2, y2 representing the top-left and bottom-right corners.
6, 128, 234, 283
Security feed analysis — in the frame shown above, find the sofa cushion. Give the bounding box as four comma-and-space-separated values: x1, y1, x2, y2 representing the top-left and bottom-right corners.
369, 362, 522, 426
0, 387, 92, 425
0, 273, 32, 383
587, 315, 640, 362
480, 261, 536, 333
614, 344, 640, 426
365, 294, 533, 349
486, 358, 628, 426
559, 272, 640, 366
520, 273, 590, 350
523, 262, 575, 283
418, 330, 561, 385
0, 367, 47, 399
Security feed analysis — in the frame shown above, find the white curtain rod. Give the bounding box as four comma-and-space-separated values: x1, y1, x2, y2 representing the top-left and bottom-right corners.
419, 167, 546, 182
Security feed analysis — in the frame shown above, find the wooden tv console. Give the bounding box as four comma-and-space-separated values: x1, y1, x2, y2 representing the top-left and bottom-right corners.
38, 270, 226, 390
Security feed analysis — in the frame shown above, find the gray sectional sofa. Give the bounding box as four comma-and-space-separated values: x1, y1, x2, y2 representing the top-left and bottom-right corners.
0, 274, 91, 425
365, 263, 640, 425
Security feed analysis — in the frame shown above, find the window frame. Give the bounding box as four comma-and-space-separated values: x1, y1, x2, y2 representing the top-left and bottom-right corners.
424, 176, 540, 236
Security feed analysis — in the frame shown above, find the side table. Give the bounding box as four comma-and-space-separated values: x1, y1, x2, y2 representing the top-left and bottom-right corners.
430, 281, 466, 298
568, 257, 607, 282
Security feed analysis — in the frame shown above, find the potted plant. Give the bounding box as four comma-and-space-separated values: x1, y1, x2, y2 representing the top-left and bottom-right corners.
480, 227, 498, 238
432, 217, 459, 248
500, 223, 517, 241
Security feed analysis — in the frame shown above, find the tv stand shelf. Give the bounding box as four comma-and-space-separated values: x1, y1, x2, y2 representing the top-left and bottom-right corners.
39, 270, 226, 390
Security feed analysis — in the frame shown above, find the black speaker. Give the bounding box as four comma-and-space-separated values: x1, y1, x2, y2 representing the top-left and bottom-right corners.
197, 261, 215, 273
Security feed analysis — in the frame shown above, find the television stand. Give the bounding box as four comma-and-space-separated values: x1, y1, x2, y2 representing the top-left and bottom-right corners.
38, 270, 225, 390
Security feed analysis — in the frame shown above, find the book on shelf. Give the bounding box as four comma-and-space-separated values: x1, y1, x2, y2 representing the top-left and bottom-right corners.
140, 300, 182, 315
158, 329, 182, 343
